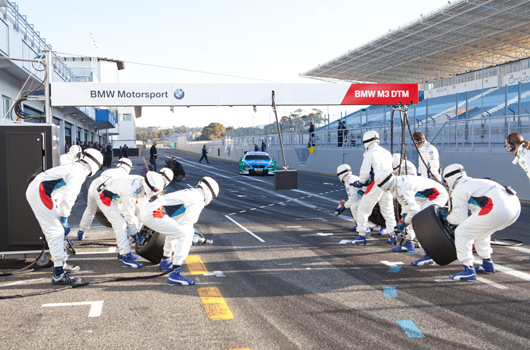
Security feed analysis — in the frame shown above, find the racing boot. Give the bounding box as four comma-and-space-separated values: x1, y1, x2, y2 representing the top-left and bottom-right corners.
375, 227, 387, 235
168, 267, 195, 286
77, 230, 85, 241
392, 240, 415, 252
121, 252, 144, 268
450, 265, 476, 281
160, 258, 173, 272
352, 235, 366, 245
117, 252, 141, 260
474, 259, 495, 274
386, 235, 397, 245
411, 253, 435, 266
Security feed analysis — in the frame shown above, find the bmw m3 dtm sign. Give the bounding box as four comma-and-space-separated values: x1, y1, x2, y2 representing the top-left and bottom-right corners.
51, 83, 418, 107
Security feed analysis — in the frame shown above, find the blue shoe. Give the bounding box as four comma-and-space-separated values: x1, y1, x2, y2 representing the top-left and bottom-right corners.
352, 235, 366, 245
348, 226, 357, 232
411, 253, 435, 266
386, 236, 397, 245
168, 267, 195, 285
475, 259, 494, 274
450, 265, 476, 281
52, 272, 82, 285
118, 252, 141, 260
354, 227, 371, 236
77, 230, 85, 241
160, 258, 173, 272
392, 240, 415, 252
376, 227, 387, 235
121, 253, 144, 268
131, 233, 146, 246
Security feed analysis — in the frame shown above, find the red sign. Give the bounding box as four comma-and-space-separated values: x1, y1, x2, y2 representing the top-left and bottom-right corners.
341, 84, 419, 105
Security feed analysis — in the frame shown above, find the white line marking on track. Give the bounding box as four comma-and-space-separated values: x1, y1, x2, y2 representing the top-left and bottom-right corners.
508, 246, 530, 254
381, 261, 404, 267
76, 247, 116, 255
225, 215, 265, 243
476, 277, 509, 289
317, 232, 333, 236
42, 301, 104, 317
286, 225, 302, 228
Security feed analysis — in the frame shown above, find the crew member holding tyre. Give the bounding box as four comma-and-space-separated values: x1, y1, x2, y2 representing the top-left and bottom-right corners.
377, 173, 448, 261
26, 149, 103, 285
443, 164, 521, 281
77, 158, 133, 241
139, 176, 219, 286
352, 130, 396, 245
96, 170, 172, 268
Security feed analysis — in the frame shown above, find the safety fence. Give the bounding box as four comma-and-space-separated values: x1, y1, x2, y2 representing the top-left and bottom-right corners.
217, 114, 530, 153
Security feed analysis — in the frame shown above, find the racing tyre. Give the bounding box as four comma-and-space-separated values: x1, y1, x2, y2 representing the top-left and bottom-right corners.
369, 202, 401, 228
134, 226, 165, 264
411, 205, 457, 266
94, 209, 112, 228
35, 252, 53, 268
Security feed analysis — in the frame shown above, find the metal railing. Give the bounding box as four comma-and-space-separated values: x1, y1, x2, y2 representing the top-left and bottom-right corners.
220, 114, 530, 153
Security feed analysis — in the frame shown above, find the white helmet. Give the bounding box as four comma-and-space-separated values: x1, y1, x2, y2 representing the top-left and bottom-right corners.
117, 158, 133, 174
159, 167, 174, 186
443, 163, 467, 190
336, 164, 352, 184
362, 130, 380, 150
375, 172, 396, 192
143, 171, 165, 197
392, 153, 403, 171
197, 176, 219, 206
80, 148, 103, 177
68, 145, 82, 162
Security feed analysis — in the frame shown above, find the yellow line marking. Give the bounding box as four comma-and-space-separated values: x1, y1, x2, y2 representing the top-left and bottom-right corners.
198, 287, 234, 320
142, 155, 147, 165
185, 255, 208, 275
521, 200, 530, 204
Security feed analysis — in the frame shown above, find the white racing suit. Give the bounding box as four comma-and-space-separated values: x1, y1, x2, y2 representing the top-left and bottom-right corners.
96, 175, 145, 255
139, 188, 205, 266
417, 141, 441, 181
447, 177, 520, 267
394, 160, 417, 176
79, 167, 129, 233
343, 173, 362, 224
26, 163, 89, 267
514, 146, 530, 181
356, 144, 396, 234
393, 175, 449, 241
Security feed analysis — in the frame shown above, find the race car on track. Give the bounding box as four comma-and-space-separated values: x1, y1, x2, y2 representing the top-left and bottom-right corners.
239, 151, 276, 175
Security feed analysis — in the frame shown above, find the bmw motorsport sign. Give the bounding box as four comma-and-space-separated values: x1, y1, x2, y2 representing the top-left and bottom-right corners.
51, 82, 418, 107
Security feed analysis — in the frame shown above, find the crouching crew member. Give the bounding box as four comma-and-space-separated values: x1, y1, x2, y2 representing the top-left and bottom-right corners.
377, 173, 448, 264
352, 130, 396, 245
139, 176, 219, 286
26, 149, 103, 285
96, 169, 173, 268
77, 158, 133, 241
335, 164, 365, 233
443, 164, 520, 281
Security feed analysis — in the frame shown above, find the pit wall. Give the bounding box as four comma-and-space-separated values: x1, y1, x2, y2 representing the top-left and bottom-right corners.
176, 142, 530, 201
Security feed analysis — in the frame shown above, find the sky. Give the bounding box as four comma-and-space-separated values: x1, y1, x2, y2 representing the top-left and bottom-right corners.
16, 0, 451, 128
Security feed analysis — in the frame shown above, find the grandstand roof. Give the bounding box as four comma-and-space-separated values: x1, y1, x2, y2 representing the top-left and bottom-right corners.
302, 0, 530, 84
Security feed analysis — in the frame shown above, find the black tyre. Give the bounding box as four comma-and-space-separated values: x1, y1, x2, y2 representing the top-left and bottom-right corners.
411, 205, 457, 266
35, 252, 53, 268
134, 226, 165, 264
369, 202, 401, 228
94, 210, 112, 228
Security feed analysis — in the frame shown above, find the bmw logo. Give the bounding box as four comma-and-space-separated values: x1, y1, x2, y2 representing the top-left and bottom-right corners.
174, 89, 185, 100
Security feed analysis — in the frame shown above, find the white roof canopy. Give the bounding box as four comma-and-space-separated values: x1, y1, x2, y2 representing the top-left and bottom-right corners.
303, 0, 530, 84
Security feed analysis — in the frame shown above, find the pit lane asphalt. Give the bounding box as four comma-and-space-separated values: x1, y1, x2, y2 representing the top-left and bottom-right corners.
1, 149, 529, 350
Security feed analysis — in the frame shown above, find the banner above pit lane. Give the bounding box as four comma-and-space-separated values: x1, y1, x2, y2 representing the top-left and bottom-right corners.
51, 82, 418, 107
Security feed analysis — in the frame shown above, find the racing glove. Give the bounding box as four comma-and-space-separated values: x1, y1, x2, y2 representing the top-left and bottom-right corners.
394, 221, 406, 234
334, 206, 346, 216
131, 232, 146, 246
438, 210, 448, 219
357, 189, 365, 197
353, 181, 362, 188
60, 217, 70, 236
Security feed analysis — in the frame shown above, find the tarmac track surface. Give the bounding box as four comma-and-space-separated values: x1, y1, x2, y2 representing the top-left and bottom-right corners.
1, 149, 530, 350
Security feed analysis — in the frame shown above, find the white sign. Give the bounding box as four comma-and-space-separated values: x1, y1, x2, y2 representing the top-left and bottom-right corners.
51, 82, 419, 107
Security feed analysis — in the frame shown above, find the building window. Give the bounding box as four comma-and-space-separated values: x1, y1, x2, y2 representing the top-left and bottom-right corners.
2, 95, 11, 120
